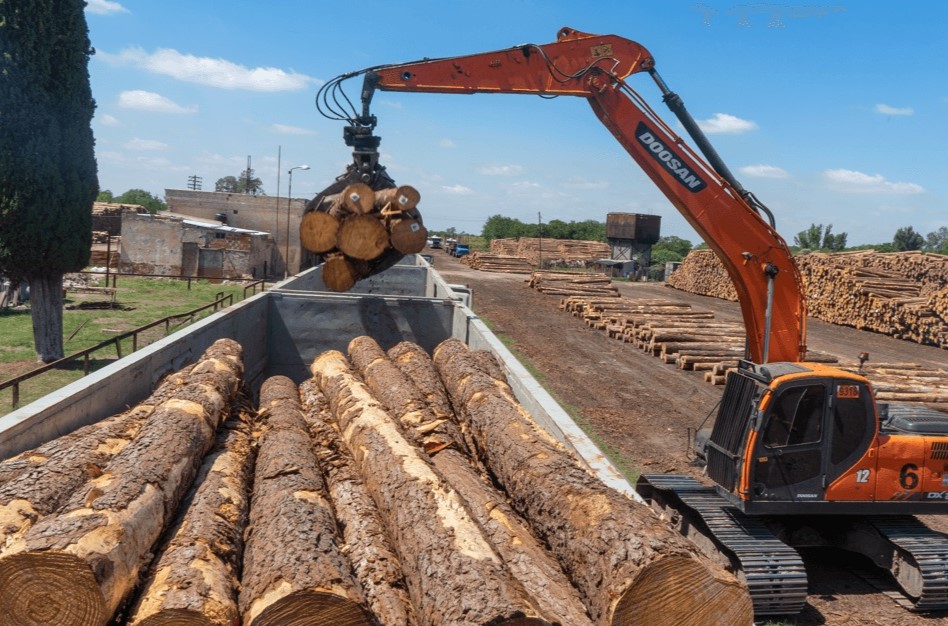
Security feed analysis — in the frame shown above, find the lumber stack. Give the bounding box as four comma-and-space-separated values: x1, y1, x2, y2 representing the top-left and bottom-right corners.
668, 250, 948, 349
528, 270, 620, 297
835, 361, 948, 408
461, 251, 534, 273
300, 183, 428, 292
490, 237, 610, 267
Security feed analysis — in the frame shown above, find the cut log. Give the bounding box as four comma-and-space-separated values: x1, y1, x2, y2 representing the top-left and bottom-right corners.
387, 216, 428, 255
240, 376, 371, 626
337, 214, 390, 260
328, 183, 375, 216
300, 210, 340, 254
432, 338, 752, 626
0, 338, 244, 626
299, 380, 417, 626
386, 342, 454, 421
311, 350, 549, 626
127, 414, 255, 626
375, 185, 421, 213
323, 254, 361, 293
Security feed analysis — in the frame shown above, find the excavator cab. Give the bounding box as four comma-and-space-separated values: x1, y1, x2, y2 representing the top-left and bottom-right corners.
700, 360, 948, 515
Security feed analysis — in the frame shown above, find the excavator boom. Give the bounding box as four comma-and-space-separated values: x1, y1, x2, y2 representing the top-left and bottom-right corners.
360, 27, 806, 363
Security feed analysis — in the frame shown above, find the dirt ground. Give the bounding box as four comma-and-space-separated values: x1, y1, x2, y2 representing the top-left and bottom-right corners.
433, 249, 948, 626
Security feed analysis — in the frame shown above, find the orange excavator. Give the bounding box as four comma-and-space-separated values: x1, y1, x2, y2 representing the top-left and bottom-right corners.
315, 27, 948, 616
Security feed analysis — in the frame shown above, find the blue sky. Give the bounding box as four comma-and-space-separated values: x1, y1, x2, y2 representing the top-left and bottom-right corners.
86, 0, 946, 246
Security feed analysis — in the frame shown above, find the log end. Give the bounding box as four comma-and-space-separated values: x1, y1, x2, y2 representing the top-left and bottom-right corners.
612, 556, 753, 626
0, 551, 109, 626
248, 590, 373, 626
300, 211, 340, 254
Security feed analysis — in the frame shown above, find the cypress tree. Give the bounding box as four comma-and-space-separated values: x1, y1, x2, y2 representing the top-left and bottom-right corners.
0, 0, 98, 362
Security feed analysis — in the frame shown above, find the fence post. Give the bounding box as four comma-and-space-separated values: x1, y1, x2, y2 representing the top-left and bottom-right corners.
115, 337, 123, 359
84, 353, 90, 375
11, 383, 19, 410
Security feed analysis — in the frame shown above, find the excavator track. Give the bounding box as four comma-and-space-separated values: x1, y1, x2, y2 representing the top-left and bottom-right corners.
867, 516, 948, 611
638, 474, 808, 616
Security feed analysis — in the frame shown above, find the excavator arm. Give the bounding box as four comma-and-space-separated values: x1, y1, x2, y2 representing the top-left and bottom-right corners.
351, 27, 806, 363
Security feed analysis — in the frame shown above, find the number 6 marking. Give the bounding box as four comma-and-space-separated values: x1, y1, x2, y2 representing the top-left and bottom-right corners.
900, 464, 919, 490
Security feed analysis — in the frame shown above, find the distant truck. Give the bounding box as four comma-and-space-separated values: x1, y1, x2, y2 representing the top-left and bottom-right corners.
429, 236, 442, 249
453, 243, 470, 258
444, 238, 458, 255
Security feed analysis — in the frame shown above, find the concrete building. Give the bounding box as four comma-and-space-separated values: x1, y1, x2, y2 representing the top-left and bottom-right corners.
119, 211, 274, 279
164, 189, 306, 277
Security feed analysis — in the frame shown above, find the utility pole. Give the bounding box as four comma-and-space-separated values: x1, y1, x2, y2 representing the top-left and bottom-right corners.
538, 211, 543, 268
187, 175, 202, 190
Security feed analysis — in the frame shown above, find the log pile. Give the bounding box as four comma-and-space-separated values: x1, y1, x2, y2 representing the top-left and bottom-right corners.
460, 251, 535, 273
490, 237, 611, 267
836, 361, 948, 408
528, 271, 620, 297
300, 183, 428, 292
668, 250, 948, 349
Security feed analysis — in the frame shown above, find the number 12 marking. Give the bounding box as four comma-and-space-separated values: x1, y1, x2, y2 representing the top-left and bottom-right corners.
855, 469, 871, 483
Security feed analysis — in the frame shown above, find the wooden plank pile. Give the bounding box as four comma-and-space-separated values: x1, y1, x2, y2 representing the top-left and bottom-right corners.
0, 336, 754, 626
460, 251, 535, 273
300, 183, 428, 292
528, 271, 620, 297
490, 237, 611, 266
668, 250, 948, 349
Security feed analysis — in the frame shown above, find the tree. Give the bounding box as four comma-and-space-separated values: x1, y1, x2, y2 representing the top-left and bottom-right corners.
215, 168, 264, 195
924, 226, 948, 255
97, 189, 114, 202
0, 0, 98, 362
893, 226, 925, 251
793, 223, 847, 251
653, 236, 693, 258
114, 188, 166, 213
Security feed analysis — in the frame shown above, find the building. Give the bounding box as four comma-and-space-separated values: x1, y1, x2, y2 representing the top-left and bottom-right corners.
119, 211, 274, 279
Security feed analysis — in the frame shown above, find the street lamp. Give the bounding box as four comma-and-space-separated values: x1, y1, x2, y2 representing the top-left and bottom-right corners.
285, 165, 310, 277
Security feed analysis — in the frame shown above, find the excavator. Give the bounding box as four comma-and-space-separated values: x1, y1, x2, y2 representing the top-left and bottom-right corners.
310, 27, 948, 617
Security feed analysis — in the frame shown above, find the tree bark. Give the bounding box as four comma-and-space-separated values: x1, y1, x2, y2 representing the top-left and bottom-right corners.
386, 342, 454, 422
127, 415, 255, 626
432, 338, 753, 626
299, 379, 417, 626
0, 338, 244, 626
374, 185, 420, 213
29, 272, 65, 362
239, 376, 371, 626
311, 350, 549, 626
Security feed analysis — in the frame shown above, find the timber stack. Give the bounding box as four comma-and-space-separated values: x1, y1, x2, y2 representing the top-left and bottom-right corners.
461, 251, 534, 273
300, 182, 428, 292
0, 334, 757, 626
528, 270, 620, 297
668, 249, 948, 349
490, 237, 611, 267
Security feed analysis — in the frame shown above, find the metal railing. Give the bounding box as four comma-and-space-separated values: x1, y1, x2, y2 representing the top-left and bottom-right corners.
1, 292, 235, 410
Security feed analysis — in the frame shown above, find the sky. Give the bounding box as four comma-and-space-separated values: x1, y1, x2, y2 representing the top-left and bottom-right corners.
85, 0, 947, 246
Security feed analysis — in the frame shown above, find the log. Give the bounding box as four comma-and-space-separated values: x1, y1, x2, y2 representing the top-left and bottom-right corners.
387, 216, 428, 255
331, 183, 375, 216
127, 414, 255, 626
432, 338, 752, 626
240, 376, 371, 626
323, 254, 360, 293
300, 210, 340, 254
375, 185, 421, 213
386, 342, 454, 422
299, 380, 417, 626
311, 350, 549, 626
337, 215, 390, 261
0, 338, 244, 626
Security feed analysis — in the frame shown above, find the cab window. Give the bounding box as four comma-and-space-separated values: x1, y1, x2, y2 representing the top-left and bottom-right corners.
762, 384, 825, 447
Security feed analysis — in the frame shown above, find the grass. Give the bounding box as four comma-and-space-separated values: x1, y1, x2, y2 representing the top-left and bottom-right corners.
0, 276, 250, 416
479, 316, 642, 484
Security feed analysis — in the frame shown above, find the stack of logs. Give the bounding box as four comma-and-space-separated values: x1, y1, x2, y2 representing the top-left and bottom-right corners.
300, 183, 428, 292
528, 271, 620, 297
460, 251, 535, 273
667, 249, 948, 348
490, 237, 611, 266
0, 336, 755, 626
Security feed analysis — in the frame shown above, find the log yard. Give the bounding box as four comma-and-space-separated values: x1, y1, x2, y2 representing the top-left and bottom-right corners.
2, 22, 947, 626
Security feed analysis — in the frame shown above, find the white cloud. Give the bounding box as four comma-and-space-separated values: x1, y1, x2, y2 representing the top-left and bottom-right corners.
118, 90, 197, 114
875, 103, 914, 116
441, 184, 473, 195
477, 164, 523, 176
696, 113, 757, 134
125, 138, 169, 151
824, 169, 924, 194
272, 123, 316, 136
100, 47, 317, 92
740, 164, 789, 178
506, 180, 542, 194
98, 114, 121, 127
85, 0, 128, 15
439, 139, 456, 149
560, 177, 609, 189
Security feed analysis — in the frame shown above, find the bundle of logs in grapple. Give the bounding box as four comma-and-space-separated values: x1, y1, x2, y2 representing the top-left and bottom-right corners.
0, 337, 754, 626
299, 182, 428, 292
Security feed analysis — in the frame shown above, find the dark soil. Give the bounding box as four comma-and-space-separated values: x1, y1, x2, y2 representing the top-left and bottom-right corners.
433, 249, 948, 626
